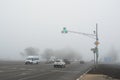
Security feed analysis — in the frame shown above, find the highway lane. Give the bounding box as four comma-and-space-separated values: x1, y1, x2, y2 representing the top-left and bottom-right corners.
0, 61, 93, 80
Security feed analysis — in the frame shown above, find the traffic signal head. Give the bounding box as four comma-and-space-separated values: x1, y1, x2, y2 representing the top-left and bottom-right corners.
61, 27, 68, 33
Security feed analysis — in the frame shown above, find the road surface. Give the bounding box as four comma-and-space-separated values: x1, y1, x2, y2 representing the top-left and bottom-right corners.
0, 61, 93, 80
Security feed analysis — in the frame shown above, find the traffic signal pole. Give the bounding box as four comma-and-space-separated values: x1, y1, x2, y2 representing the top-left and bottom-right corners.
61, 23, 99, 65
95, 23, 99, 65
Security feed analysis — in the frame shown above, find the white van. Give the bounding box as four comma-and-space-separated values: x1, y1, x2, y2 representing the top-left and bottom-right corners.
25, 56, 39, 64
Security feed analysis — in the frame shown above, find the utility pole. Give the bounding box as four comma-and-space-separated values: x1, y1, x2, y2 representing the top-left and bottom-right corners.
61, 23, 99, 65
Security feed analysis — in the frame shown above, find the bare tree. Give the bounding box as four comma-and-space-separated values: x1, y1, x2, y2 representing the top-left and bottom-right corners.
20, 47, 40, 57
41, 48, 82, 61
42, 49, 54, 60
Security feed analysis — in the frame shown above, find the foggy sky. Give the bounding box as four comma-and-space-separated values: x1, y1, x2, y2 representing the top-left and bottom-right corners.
0, 0, 120, 61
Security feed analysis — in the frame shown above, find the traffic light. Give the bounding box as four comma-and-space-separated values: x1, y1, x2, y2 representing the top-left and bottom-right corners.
61, 27, 68, 33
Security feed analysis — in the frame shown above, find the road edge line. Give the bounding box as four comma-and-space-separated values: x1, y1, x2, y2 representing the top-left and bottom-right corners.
76, 67, 93, 80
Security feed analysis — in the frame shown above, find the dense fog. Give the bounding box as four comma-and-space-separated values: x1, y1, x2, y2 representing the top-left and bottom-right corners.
0, 0, 120, 63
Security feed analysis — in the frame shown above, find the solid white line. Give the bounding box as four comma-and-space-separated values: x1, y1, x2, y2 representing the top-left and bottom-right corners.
76, 67, 93, 80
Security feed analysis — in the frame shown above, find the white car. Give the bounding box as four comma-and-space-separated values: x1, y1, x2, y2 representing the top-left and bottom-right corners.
25, 56, 39, 64
54, 59, 66, 68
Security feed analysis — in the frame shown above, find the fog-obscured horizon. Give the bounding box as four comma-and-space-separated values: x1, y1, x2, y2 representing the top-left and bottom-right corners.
0, 0, 120, 63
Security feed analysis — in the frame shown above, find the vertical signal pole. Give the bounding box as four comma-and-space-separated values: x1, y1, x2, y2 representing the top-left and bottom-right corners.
95, 23, 99, 65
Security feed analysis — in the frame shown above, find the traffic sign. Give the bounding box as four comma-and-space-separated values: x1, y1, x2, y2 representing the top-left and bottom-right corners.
94, 41, 99, 46
91, 48, 96, 53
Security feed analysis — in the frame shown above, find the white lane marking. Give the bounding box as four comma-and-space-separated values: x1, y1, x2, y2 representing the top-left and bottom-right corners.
76, 67, 93, 80
19, 72, 28, 76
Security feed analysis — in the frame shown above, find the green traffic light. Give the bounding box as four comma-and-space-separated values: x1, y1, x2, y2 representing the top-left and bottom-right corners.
63, 27, 68, 33
63, 27, 66, 30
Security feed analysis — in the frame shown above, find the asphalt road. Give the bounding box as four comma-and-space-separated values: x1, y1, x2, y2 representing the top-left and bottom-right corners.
0, 61, 93, 80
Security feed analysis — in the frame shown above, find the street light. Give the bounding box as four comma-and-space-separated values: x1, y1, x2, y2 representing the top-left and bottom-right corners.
61, 24, 99, 65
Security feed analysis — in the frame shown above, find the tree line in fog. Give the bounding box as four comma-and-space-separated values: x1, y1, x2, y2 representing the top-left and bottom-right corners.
20, 47, 82, 61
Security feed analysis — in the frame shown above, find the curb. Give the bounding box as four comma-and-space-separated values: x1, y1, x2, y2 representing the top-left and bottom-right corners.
76, 67, 93, 80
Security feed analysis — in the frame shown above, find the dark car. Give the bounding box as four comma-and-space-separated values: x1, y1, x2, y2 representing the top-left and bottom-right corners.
63, 59, 70, 64
80, 61, 85, 64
